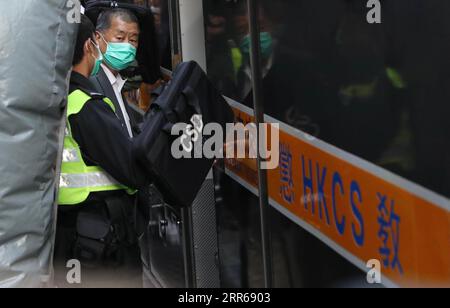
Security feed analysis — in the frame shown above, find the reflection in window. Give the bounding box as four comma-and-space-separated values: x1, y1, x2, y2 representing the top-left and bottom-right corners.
150, 0, 172, 70
124, 0, 172, 69
204, 0, 450, 198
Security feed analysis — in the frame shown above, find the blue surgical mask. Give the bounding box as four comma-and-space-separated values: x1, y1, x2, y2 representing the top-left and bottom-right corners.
90, 40, 103, 76
240, 32, 273, 59
99, 34, 137, 71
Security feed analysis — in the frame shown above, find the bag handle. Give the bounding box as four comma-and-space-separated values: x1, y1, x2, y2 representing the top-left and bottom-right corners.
182, 86, 201, 115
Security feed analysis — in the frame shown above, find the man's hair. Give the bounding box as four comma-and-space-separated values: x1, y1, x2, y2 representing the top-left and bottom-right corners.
73, 15, 95, 66
96, 8, 139, 33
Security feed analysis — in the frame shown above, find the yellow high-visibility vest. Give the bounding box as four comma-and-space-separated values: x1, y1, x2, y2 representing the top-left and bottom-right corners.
58, 89, 135, 206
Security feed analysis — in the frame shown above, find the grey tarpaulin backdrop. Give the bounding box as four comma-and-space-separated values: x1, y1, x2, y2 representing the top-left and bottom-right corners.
0, 0, 77, 287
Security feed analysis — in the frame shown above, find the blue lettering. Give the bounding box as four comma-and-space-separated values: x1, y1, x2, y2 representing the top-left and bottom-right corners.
350, 181, 364, 247
332, 172, 346, 235
316, 163, 330, 225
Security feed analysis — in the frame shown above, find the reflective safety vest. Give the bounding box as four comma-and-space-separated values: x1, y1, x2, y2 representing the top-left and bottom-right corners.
58, 89, 134, 206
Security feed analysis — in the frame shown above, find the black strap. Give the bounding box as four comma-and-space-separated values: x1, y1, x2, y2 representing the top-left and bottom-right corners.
104, 196, 135, 245
151, 84, 166, 101
181, 64, 203, 114
150, 62, 204, 124
182, 86, 201, 115
105, 196, 122, 224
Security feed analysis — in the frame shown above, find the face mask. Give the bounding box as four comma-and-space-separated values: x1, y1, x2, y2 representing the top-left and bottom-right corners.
240, 32, 273, 59
99, 34, 137, 71
90, 40, 103, 76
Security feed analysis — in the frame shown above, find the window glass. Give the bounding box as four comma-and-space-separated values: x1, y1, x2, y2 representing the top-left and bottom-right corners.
205, 0, 450, 288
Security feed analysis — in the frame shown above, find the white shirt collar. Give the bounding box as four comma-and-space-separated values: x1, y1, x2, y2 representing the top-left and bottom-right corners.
101, 64, 127, 92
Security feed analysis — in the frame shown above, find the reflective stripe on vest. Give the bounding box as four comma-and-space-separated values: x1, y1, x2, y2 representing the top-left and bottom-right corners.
60, 172, 121, 189
58, 89, 131, 206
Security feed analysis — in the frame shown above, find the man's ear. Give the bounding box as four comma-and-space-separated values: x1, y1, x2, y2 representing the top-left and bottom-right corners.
84, 39, 92, 55
95, 31, 107, 53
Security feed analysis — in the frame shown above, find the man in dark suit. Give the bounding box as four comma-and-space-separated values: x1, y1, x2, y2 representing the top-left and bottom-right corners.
90, 8, 142, 138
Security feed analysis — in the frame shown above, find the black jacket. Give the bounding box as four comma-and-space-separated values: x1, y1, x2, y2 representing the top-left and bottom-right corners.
68, 71, 149, 192
90, 67, 142, 136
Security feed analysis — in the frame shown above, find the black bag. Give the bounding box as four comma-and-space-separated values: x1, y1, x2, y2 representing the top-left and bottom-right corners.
84, 0, 161, 84
74, 196, 138, 268
136, 61, 234, 207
